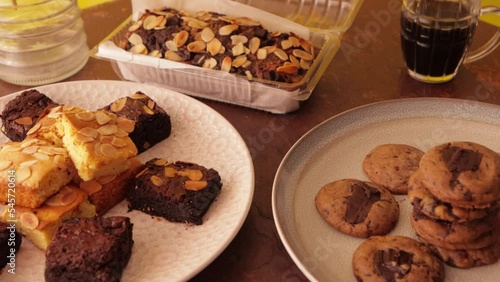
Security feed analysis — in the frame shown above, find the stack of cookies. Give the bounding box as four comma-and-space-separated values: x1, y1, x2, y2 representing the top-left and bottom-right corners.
408, 141, 500, 268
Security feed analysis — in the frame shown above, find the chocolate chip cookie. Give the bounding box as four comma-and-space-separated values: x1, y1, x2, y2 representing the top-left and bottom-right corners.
418, 142, 500, 209
410, 210, 498, 250
363, 144, 424, 194
315, 179, 399, 238
429, 242, 500, 269
352, 235, 445, 282
408, 171, 495, 222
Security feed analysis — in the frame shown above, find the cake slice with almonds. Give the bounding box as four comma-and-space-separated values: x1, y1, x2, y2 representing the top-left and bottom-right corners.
57, 109, 138, 181
0, 138, 76, 208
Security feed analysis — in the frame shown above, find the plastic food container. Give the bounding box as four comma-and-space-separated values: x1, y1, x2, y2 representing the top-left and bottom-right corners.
91, 0, 363, 113
0, 0, 89, 86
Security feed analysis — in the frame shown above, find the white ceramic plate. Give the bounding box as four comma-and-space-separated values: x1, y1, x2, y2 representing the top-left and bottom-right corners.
0, 80, 254, 281
273, 98, 500, 282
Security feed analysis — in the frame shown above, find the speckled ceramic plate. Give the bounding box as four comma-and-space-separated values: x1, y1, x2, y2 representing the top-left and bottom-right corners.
0, 80, 254, 281
273, 98, 500, 282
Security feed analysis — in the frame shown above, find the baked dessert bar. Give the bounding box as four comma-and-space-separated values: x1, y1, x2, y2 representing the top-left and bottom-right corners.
0, 89, 58, 142
45, 216, 133, 282
79, 157, 143, 215
0, 138, 75, 208
0, 185, 96, 250
100, 92, 171, 153
122, 8, 317, 84
127, 159, 222, 225
57, 109, 138, 181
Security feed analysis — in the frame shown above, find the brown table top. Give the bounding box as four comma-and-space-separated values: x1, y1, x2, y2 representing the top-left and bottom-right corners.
1, 0, 498, 281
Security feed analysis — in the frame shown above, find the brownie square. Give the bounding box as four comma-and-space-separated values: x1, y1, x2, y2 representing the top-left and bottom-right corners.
0, 222, 22, 269
101, 92, 171, 153
127, 159, 222, 225
0, 89, 59, 142
45, 216, 133, 282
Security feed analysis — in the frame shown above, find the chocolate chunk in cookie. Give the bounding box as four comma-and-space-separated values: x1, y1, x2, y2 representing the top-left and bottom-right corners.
363, 144, 424, 194
352, 235, 445, 282
315, 179, 399, 238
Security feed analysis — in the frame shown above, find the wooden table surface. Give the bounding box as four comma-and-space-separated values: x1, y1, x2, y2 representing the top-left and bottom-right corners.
1, 0, 498, 281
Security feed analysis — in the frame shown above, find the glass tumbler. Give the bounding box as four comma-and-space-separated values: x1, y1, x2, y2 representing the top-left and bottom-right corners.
0, 0, 89, 86
400, 0, 500, 83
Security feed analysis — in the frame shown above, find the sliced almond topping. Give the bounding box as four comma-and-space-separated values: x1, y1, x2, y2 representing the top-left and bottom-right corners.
98, 124, 118, 136
174, 30, 189, 47
201, 27, 215, 43
289, 36, 300, 47
34, 152, 50, 161
299, 38, 314, 54
0, 160, 12, 171
78, 127, 98, 138
154, 159, 167, 166
147, 100, 155, 109
75, 112, 95, 122
263, 45, 276, 54
14, 117, 33, 125
22, 145, 39, 155
148, 50, 162, 58
95, 111, 112, 125
245, 70, 253, 79
47, 111, 62, 119
150, 175, 164, 186
142, 15, 157, 30
20, 212, 39, 230
270, 31, 282, 37
187, 40, 207, 53
274, 48, 288, 61
289, 55, 300, 66
277, 65, 298, 74
234, 17, 260, 26
293, 49, 314, 61
188, 19, 208, 29
147, 15, 164, 30
257, 48, 267, 60
130, 92, 148, 99
281, 39, 293, 50
21, 139, 40, 148
231, 35, 248, 45
184, 180, 208, 191
26, 123, 41, 135
232, 55, 247, 67
16, 166, 31, 182
135, 168, 148, 179
221, 57, 232, 72
186, 169, 203, 181
207, 38, 222, 56
96, 174, 117, 184
100, 143, 119, 158
165, 40, 178, 52
130, 43, 147, 55
142, 105, 155, 115
128, 20, 142, 32
110, 98, 127, 112
219, 24, 238, 36
61, 190, 78, 205
1, 145, 21, 152
165, 50, 183, 62
80, 180, 103, 195
202, 58, 217, 69
100, 136, 113, 143
128, 33, 143, 46
47, 147, 66, 155
76, 133, 95, 143
94, 143, 103, 158
300, 59, 311, 70
242, 61, 252, 68
232, 42, 245, 56
114, 128, 129, 138
164, 167, 177, 177
20, 159, 38, 167
111, 137, 127, 148
249, 37, 260, 54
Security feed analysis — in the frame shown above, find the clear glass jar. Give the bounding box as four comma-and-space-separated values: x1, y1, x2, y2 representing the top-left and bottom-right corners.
0, 0, 89, 86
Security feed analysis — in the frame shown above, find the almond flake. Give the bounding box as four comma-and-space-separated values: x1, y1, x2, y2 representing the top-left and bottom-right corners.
128, 20, 143, 32
61, 190, 78, 205
33, 152, 50, 161
154, 159, 168, 166
186, 169, 203, 181
263, 45, 276, 54
289, 55, 300, 66
0, 160, 12, 171
231, 35, 248, 45
257, 48, 267, 60
299, 38, 314, 54
150, 175, 164, 186
274, 48, 288, 61
98, 124, 118, 136
281, 40, 293, 50
111, 137, 127, 148
94, 142, 102, 157
300, 59, 311, 70
128, 33, 143, 46
202, 58, 217, 69
148, 50, 163, 58
234, 17, 260, 26
270, 31, 282, 37
48, 147, 66, 155
135, 168, 148, 179
20, 159, 38, 167
249, 37, 260, 54
14, 117, 33, 125
96, 174, 117, 185
147, 100, 155, 109
110, 98, 127, 112
95, 111, 111, 125
165, 40, 178, 52
130, 93, 148, 99
142, 15, 157, 30
22, 145, 39, 155
232, 42, 245, 56
147, 15, 164, 30
100, 136, 113, 143
277, 65, 299, 74
165, 50, 183, 62
245, 70, 253, 79
164, 167, 177, 177
21, 139, 39, 148
143, 105, 155, 115
26, 123, 41, 135
232, 55, 247, 67
204, 38, 221, 56
130, 43, 147, 54
80, 180, 102, 195
221, 57, 232, 72
187, 40, 207, 53
16, 166, 31, 182
100, 143, 119, 158
201, 27, 215, 43
78, 127, 98, 138
289, 36, 300, 47
174, 30, 189, 47
219, 24, 238, 36
188, 19, 208, 29
20, 212, 39, 230
184, 180, 208, 191
76, 133, 95, 143
114, 128, 129, 138
75, 112, 95, 122
293, 49, 314, 61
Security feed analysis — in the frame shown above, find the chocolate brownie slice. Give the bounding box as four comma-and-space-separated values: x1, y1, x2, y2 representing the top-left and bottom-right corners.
0, 89, 59, 141
0, 222, 22, 269
45, 216, 133, 282
127, 159, 222, 225
101, 92, 171, 153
